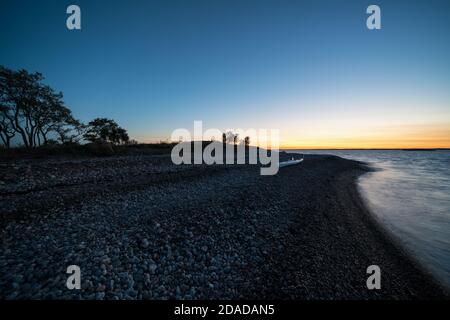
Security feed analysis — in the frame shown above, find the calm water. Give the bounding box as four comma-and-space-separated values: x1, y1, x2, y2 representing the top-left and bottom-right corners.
287, 149, 450, 288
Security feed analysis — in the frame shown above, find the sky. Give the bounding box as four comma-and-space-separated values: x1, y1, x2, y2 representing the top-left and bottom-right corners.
1, 0, 449, 148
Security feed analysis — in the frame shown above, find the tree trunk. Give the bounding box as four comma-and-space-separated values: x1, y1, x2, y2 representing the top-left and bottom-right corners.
13, 112, 29, 147
0, 132, 8, 147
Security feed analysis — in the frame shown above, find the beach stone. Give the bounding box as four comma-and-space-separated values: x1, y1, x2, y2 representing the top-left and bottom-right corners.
0, 152, 446, 300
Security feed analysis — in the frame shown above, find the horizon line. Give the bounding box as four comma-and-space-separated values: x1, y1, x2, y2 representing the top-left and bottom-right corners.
280, 147, 450, 150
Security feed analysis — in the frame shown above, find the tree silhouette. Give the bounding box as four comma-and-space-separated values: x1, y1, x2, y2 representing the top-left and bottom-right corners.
84, 118, 129, 145
0, 105, 15, 148
244, 136, 250, 146
225, 131, 239, 144
233, 134, 239, 145
0, 66, 81, 147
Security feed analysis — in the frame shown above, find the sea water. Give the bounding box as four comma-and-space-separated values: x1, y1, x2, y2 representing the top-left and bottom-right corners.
287, 149, 450, 288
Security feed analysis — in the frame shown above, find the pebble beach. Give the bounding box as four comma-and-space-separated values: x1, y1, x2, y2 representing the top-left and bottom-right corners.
0, 152, 447, 299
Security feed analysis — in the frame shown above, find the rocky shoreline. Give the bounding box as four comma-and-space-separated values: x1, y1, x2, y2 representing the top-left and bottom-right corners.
0, 152, 448, 299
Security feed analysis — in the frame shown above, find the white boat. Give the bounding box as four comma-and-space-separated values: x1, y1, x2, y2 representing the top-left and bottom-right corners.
279, 157, 304, 168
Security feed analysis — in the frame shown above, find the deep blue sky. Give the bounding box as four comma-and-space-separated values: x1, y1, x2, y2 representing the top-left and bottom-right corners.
1, 0, 449, 147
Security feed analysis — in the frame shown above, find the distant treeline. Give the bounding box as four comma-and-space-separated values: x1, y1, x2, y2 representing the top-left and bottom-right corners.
0, 66, 131, 148
0, 66, 251, 150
